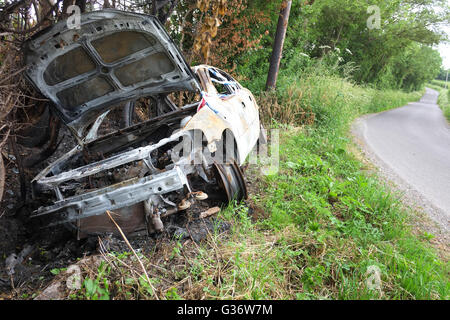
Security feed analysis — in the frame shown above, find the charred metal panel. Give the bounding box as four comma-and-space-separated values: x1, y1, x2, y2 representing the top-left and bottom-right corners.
32, 166, 188, 225
34, 130, 187, 189
24, 9, 200, 138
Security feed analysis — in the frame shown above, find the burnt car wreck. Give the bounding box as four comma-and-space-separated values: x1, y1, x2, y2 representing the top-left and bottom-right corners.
23, 9, 262, 239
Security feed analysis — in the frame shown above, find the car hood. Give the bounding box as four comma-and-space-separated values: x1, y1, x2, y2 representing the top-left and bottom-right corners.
24, 9, 200, 138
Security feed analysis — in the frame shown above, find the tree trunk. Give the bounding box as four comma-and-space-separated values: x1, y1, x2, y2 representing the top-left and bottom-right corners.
266, 0, 292, 91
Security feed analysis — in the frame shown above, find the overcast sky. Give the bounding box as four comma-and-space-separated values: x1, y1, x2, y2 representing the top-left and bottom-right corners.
438, 43, 450, 69
437, 23, 450, 69
434, 1, 450, 70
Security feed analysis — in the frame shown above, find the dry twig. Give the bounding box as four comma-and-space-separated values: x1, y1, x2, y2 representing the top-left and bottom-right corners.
105, 210, 159, 300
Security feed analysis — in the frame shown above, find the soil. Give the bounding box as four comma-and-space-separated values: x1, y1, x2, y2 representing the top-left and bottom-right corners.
0, 192, 232, 298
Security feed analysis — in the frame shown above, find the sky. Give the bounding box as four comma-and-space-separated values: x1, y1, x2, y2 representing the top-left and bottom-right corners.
437, 24, 450, 69
434, 0, 450, 70
438, 43, 450, 69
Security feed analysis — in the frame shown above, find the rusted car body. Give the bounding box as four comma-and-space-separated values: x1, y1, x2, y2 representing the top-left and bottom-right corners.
24, 9, 262, 238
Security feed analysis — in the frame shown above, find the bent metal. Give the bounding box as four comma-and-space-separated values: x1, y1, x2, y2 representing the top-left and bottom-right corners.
24, 9, 264, 238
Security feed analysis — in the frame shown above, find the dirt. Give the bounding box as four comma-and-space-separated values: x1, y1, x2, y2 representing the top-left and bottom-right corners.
0, 199, 232, 299
0, 176, 232, 297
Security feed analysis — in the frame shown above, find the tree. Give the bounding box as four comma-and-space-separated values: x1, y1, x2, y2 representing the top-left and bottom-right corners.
266, 0, 292, 90
436, 68, 450, 81
391, 44, 442, 90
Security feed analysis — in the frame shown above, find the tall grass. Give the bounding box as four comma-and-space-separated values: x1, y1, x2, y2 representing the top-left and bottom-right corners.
430, 79, 448, 89
219, 66, 450, 299
32, 58, 449, 301
256, 61, 422, 130
428, 83, 450, 121
183, 72, 447, 299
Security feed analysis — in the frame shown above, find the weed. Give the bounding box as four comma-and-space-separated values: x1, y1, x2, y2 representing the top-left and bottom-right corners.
82, 261, 111, 300
428, 83, 450, 122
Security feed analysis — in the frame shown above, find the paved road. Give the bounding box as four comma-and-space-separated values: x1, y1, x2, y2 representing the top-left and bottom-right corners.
355, 88, 450, 225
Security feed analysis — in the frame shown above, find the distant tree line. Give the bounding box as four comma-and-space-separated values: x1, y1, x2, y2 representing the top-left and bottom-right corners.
436, 68, 449, 81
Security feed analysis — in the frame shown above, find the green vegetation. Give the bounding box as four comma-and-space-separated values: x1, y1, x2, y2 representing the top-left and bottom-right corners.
232, 0, 448, 92
197, 70, 449, 299
436, 68, 450, 81
428, 82, 450, 121
165, 0, 448, 93
430, 79, 449, 89
62, 67, 448, 300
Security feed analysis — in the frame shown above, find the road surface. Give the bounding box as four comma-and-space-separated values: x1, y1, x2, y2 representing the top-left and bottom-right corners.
353, 88, 450, 231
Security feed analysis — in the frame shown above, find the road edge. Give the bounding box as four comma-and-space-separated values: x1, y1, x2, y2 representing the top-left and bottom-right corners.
350, 112, 449, 260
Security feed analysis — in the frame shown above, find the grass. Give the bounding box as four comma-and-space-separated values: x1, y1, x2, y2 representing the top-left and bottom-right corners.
430, 79, 449, 89
28, 70, 449, 300
428, 82, 450, 121
228, 73, 449, 299
249, 129, 448, 299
